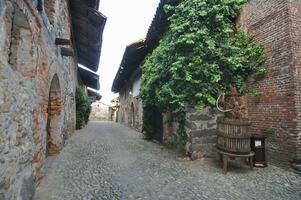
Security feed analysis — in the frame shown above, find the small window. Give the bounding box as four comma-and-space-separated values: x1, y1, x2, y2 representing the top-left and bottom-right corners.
132, 79, 141, 97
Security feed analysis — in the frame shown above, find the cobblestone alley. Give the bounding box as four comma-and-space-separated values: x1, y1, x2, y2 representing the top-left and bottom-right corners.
34, 122, 301, 200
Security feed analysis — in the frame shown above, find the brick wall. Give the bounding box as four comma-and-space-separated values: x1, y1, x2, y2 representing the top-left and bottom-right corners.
237, 0, 301, 170
287, 0, 301, 171
158, 0, 301, 171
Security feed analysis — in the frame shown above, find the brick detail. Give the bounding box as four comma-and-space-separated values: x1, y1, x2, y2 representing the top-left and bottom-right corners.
237, 0, 301, 170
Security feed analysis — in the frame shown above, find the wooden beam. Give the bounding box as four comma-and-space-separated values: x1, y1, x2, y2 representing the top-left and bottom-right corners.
55, 38, 71, 45
61, 47, 74, 57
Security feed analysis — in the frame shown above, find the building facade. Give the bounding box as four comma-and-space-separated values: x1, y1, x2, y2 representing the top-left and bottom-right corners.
0, 0, 106, 199
90, 101, 111, 121
112, 0, 301, 172
236, 0, 301, 171
112, 41, 145, 132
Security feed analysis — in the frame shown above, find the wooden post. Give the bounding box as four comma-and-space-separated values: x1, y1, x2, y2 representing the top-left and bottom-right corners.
55, 38, 71, 46
223, 155, 228, 174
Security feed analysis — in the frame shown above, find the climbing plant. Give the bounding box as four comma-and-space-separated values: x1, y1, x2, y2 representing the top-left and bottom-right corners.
140, 0, 266, 144
75, 87, 91, 129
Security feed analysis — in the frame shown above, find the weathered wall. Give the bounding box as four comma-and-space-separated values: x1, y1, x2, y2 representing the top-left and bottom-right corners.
287, 0, 301, 172
118, 74, 143, 132
185, 108, 221, 160
0, 0, 76, 199
161, 108, 221, 160
90, 102, 111, 121
237, 0, 301, 170
160, 0, 301, 171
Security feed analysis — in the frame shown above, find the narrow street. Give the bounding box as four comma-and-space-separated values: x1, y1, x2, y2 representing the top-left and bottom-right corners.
34, 122, 301, 200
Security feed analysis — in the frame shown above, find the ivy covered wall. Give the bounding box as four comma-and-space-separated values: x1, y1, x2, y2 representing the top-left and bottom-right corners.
140, 0, 266, 147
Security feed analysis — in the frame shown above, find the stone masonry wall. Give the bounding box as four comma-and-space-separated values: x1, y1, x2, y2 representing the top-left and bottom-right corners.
237, 0, 301, 170
90, 102, 111, 121
185, 108, 221, 160
0, 1, 76, 199
161, 108, 221, 160
118, 74, 143, 132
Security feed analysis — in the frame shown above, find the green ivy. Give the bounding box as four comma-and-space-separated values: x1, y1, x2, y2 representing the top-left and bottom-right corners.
141, 0, 266, 144
75, 87, 91, 129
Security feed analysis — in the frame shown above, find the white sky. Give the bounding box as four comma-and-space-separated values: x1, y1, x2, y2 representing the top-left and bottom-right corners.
97, 0, 160, 105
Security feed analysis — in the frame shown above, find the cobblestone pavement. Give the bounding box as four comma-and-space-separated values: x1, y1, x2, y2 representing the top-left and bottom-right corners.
34, 122, 301, 200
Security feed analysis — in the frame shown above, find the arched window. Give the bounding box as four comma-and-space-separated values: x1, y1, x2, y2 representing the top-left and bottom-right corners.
9, 4, 34, 76
45, 0, 56, 25
47, 74, 63, 156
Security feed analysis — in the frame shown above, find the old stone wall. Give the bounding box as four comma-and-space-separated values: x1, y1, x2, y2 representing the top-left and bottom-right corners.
0, 1, 76, 199
185, 108, 221, 160
118, 75, 143, 132
90, 102, 111, 121
237, 0, 301, 170
161, 108, 221, 160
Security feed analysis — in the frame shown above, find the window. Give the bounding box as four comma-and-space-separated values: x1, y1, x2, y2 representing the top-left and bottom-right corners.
9, 4, 32, 72
132, 79, 141, 97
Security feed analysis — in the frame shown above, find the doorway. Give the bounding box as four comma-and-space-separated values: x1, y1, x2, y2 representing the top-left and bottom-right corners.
130, 103, 135, 128
46, 74, 62, 156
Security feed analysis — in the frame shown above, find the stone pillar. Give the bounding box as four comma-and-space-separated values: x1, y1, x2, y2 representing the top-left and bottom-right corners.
185, 107, 222, 160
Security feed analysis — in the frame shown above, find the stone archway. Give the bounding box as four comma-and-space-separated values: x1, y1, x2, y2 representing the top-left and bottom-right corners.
130, 102, 135, 128
46, 74, 62, 156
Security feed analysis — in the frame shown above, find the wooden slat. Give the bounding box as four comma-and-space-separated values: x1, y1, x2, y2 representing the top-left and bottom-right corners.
55, 38, 71, 45
61, 47, 74, 57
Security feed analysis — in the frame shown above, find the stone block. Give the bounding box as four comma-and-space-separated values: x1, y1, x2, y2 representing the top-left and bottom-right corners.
0, 192, 5, 200
18, 171, 35, 200
191, 151, 205, 160
19, 151, 32, 164
0, 102, 11, 113
185, 120, 197, 130
188, 114, 213, 121
191, 129, 216, 138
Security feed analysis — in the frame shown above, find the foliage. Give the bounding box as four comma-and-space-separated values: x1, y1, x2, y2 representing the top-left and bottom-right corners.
164, 134, 180, 148
141, 0, 266, 144
142, 105, 156, 140
75, 87, 91, 129
142, 104, 163, 140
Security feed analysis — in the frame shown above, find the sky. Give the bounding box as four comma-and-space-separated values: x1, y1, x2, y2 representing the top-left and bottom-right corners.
97, 0, 160, 104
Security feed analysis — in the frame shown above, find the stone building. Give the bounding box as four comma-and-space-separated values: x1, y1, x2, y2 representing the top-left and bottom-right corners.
155, 0, 301, 171
0, 0, 106, 199
111, 41, 146, 131
111, 0, 180, 134
112, 0, 301, 172
175, 0, 301, 171
90, 101, 111, 121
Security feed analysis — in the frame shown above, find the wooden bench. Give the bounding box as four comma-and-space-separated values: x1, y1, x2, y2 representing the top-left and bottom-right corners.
217, 149, 255, 174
